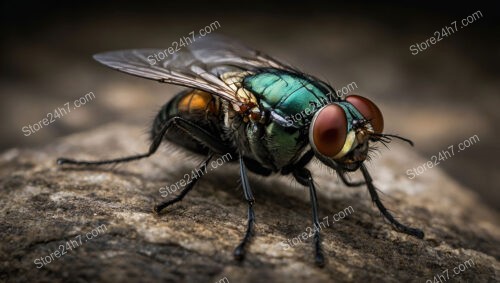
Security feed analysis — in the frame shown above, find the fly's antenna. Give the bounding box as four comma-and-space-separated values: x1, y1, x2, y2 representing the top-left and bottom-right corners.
371, 133, 414, 147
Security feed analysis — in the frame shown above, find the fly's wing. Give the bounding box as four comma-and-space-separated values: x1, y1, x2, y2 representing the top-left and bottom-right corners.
93, 34, 297, 107
184, 34, 297, 73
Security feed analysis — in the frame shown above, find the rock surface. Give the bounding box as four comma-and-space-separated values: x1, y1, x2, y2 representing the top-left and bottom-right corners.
0, 123, 499, 283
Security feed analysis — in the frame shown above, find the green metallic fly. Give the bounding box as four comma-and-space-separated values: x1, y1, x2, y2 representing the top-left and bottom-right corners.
58, 34, 424, 267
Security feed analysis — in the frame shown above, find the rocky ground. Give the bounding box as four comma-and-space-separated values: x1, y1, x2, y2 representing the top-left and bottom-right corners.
0, 124, 498, 282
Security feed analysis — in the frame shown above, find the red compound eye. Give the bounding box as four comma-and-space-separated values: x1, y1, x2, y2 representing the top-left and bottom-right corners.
311, 105, 347, 157
346, 95, 384, 133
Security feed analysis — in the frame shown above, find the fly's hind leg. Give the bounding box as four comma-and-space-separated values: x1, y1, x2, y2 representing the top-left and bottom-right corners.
58, 115, 230, 215
57, 116, 228, 166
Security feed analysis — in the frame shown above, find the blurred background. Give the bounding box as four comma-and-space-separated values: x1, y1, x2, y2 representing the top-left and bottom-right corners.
1, 1, 499, 210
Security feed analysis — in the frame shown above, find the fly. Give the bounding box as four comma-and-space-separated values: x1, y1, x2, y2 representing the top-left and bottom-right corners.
57, 34, 424, 267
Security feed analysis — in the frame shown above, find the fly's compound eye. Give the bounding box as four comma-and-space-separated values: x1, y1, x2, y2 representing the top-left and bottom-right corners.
310, 105, 347, 157
345, 95, 384, 133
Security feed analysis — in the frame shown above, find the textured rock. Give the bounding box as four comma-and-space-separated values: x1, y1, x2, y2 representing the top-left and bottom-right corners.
0, 123, 498, 283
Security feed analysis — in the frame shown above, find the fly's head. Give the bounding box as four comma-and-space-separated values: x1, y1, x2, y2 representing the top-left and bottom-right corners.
309, 95, 385, 172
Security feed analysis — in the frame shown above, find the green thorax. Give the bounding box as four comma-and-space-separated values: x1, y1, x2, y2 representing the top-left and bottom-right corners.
243, 69, 332, 125
240, 69, 333, 170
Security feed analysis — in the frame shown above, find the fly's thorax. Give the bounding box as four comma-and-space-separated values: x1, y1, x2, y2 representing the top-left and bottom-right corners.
242, 69, 334, 128
220, 68, 338, 170
220, 99, 307, 170
231, 69, 334, 169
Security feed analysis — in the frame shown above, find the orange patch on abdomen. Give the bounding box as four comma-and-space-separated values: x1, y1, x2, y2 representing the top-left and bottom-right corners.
177, 89, 218, 115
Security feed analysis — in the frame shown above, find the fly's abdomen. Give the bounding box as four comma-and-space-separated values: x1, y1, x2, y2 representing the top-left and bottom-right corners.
152, 89, 222, 154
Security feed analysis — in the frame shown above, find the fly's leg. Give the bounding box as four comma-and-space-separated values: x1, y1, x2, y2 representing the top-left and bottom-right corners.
234, 156, 256, 261
57, 116, 228, 216
360, 164, 424, 239
339, 172, 365, 187
57, 116, 228, 166
313, 154, 364, 187
293, 167, 325, 267
154, 153, 214, 214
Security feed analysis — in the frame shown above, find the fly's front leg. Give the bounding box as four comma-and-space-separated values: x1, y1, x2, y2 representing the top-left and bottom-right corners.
233, 155, 256, 261
313, 155, 364, 187
360, 164, 424, 239
338, 172, 365, 187
293, 167, 325, 267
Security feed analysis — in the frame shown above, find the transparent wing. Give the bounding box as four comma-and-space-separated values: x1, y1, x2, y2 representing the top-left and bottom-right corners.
93, 34, 296, 105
